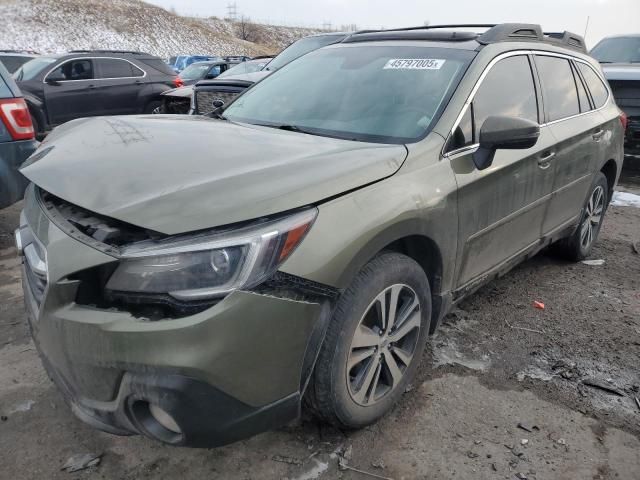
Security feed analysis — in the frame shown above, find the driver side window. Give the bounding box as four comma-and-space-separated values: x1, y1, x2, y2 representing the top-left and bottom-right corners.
447, 55, 538, 153
47, 59, 94, 81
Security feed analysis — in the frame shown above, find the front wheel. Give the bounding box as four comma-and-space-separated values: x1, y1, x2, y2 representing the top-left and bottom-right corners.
556, 172, 609, 261
144, 100, 163, 114
306, 252, 431, 429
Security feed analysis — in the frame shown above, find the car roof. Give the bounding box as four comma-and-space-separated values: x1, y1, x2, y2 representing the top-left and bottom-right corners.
342, 24, 587, 54
598, 34, 640, 40
61, 50, 162, 60
188, 60, 235, 67
0, 52, 38, 57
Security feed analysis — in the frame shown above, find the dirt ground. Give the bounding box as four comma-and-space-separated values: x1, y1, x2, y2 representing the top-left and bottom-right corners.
1, 179, 639, 480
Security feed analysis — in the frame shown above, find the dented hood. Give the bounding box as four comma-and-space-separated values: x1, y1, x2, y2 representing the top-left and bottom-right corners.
21, 115, 407, 234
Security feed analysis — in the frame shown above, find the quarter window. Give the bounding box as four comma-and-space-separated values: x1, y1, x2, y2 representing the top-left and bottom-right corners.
572, 63, 591, 113
576, 63, 609, 109
535, 56, 580, 122
448, 105, 474, 151
48, 59, 94, 81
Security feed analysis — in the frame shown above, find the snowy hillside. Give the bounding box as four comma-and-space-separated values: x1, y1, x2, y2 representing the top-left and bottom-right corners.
0, 0, 322, 57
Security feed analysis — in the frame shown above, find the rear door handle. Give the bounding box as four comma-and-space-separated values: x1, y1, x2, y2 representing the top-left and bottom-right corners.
538, 151, 555, 169
87, 84, 97, 89
592, 129, 605, 141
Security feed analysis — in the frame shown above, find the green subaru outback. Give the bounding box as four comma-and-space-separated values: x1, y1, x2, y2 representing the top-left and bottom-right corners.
15, 24, 624, 447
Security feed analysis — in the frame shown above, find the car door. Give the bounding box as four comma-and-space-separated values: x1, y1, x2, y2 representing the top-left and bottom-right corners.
534, 54, 607, 235
43, 58, 102, 125
446, 54, 557, 289
94, 58, 146, 115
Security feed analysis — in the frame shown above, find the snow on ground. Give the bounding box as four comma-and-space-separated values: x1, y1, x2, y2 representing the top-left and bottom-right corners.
0, 0, 320, 58
611, 191, 640, 208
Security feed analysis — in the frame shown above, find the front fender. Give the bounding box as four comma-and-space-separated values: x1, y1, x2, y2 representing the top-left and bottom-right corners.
281, 135, 458, 295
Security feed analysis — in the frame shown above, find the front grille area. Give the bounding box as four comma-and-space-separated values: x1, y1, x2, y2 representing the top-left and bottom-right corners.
195, 90, 241, 115
39, 188, 163, 250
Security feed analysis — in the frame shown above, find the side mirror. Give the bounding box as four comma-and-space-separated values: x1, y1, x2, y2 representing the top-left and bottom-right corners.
472, 116, 540, 170
45, 76, 63, 86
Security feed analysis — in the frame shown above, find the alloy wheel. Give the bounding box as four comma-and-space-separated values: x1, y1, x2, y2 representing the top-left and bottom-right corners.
580, 185, 605, 250
346, 284, 421, 406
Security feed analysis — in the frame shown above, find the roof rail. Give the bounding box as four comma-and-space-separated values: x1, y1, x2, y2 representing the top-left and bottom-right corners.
68, 49, 148, 55
543, 31, 587, 52
348, 23, 587, 52
478, 24, 586, 52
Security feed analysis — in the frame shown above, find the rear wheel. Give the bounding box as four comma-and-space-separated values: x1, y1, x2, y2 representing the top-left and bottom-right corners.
306, 252, 431, 428
556, 172, 608, 261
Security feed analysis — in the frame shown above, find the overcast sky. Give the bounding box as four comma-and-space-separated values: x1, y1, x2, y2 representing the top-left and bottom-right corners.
145, 0, 639, 47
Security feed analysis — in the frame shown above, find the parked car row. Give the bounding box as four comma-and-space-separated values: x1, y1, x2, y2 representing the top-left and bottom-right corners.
160, 33, 350, 114
13, 23, 625, 449
591, 34, 640, 165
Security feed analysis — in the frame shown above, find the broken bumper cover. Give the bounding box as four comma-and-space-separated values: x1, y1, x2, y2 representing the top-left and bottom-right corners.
19, 190, 328, 447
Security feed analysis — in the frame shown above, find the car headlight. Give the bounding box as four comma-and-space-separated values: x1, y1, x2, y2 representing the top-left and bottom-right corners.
106, 208, 317, 300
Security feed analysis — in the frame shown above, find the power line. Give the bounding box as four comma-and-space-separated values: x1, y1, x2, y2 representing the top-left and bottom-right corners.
226, 2, 238, 21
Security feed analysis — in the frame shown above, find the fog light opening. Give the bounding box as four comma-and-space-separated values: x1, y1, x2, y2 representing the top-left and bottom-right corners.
130, 400, 184, 444
149, 404, 182, 434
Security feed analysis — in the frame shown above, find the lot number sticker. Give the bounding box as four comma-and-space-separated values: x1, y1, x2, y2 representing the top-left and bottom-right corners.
384, 59, 446, 70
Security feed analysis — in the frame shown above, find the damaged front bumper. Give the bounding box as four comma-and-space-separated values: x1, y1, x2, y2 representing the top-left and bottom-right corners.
17, 186, 331, 447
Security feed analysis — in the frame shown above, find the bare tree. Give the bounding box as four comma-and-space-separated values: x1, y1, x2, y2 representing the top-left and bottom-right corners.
236, 15, 258, 42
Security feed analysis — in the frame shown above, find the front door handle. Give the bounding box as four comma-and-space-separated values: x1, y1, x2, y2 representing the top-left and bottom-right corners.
592, 129, 605, 142
538, 151, 555, 169
87, 84, 97, 90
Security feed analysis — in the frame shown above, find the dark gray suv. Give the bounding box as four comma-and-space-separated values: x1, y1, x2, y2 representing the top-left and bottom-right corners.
14, 50, 180, 136
16, 24, 623, 448
0, 61, 37, 208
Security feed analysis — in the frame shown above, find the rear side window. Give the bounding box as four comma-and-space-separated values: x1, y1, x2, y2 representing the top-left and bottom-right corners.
0, 73, 12, 98
139, 58, 176, 76
97, 58, 143, 78
447, 55, 537, 152
535, 56, 580, 122
0, 56, 30, 74
576, 63, 609, 108
48, 59, 94, 81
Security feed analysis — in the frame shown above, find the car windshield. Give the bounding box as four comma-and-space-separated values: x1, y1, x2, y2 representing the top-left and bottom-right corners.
591, 37, 640, 63
265, 34, 345, 71
218, 60, 269, 78
13, 56, 57, 81
179, 63, 213, 80
224, 45, 474, 144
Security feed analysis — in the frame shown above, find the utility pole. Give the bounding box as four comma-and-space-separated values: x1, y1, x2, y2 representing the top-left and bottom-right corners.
227, 2, 238, 21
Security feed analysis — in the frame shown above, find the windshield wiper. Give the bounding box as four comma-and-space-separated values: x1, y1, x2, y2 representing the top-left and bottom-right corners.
275, 124, 309, 133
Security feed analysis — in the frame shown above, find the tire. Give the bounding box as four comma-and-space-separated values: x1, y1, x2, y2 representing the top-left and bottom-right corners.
555, 172, 609, 261
306, 252, 431, 429
144, 100, 163, 114
29, 111, 39, 133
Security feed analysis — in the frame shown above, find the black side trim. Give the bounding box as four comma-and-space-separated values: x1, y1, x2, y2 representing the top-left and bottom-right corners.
252, 271, 341, 302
